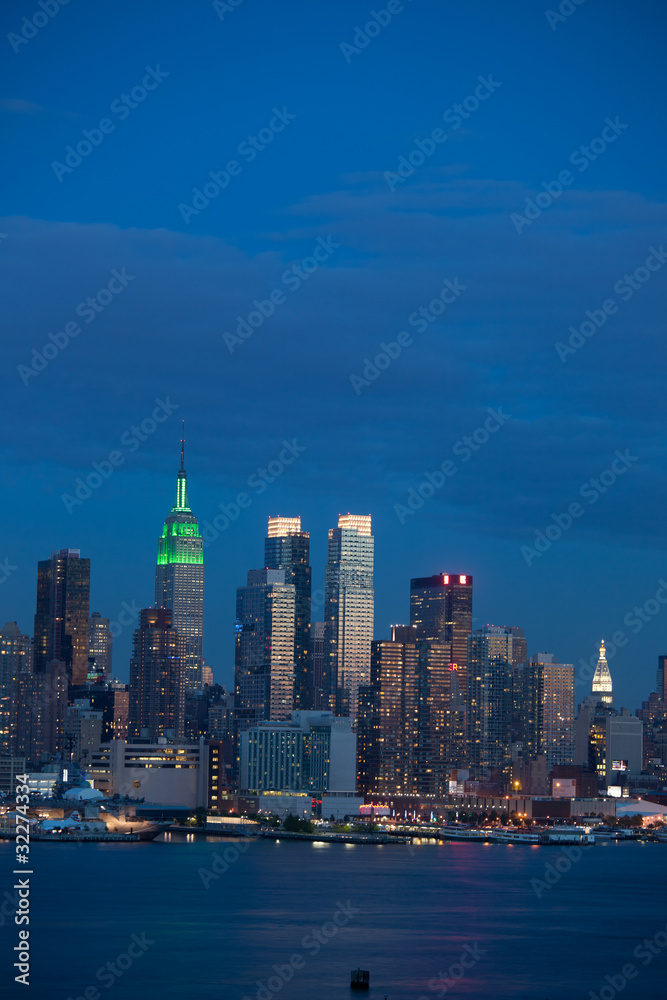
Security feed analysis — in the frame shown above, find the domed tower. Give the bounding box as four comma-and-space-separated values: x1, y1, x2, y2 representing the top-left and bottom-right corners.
591, 639, 613, 707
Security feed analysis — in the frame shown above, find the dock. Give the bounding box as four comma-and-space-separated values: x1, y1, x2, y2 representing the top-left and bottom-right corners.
259, 829, 411, 845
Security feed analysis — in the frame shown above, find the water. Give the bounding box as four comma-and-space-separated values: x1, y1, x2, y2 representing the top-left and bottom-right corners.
2, 834, 666, 999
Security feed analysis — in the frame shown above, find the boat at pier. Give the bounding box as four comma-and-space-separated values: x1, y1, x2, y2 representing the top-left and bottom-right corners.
486, 828, 540, 845
439, 826, 493, 842
539, 826, 595, 845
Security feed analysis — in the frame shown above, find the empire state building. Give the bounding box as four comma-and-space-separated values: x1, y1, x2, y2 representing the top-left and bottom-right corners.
155, 426, 204, 690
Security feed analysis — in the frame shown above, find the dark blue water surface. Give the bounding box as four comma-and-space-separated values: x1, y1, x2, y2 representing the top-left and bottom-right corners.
2, 834, 667, 999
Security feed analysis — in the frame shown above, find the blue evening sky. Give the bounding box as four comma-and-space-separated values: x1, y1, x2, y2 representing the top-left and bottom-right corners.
1, 0, 666, 708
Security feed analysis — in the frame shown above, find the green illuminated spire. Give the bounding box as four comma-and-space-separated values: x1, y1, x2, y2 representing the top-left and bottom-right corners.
171, 421, 191, 513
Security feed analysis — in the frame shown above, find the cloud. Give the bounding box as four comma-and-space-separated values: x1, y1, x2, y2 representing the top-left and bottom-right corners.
2, 170, 666, 550
0, 99, 43, 115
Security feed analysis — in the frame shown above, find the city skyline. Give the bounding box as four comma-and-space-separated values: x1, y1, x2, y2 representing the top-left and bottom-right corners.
3, 471, 666, 714
3, 3, 667, 720
2, 4, 666, 998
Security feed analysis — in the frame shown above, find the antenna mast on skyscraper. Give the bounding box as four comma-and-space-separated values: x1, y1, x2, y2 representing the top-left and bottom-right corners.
180, 420, 185, 472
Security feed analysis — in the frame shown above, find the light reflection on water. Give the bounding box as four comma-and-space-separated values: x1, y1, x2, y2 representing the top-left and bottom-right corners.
5, 836, 666, 1000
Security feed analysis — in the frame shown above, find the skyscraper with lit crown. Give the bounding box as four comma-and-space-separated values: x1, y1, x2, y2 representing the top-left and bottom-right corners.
155, 425, 204, 691
264, 516, 312, 710
592, 639, 613, 706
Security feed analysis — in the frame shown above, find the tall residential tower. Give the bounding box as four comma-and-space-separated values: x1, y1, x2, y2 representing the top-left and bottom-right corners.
467, 625, 514, 781
516, 652, 575, 769
234, 568, 296, 728
324, 514, 374, 722
264, 516, 312, 710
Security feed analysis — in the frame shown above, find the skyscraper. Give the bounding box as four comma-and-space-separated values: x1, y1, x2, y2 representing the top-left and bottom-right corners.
591, 640, 613, 706
89, 612, 113, 680
264, 516, 312, 710
410, 573, 472, 757
657, 655, 667, 703
310, 621, 326, 710
467, 626, 514, 781
504, 626, 527, 667
234, 569, 296, 728
358, 637, 417, 797
155, 427, 204, 691
17, 659, 68, 765
414, 640, 454, 790
129, 608, 184, 740
516, 652, 575, 769
357, 632, 451, 797
409, 573, 473, 689
324, 514, 374, 722
0, 622, 31, 756
33, 548, 90, 685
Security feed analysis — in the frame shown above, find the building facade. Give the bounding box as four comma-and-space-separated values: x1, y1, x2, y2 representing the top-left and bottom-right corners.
234, 569, 296, 728
409, 573, 472, 706
310, 621, 326, 710
129, 608, 185, 740
264, 516, 312, 711
323, 514, 374, 722
657, 655, 667, 703
155, 434, 204, 691
0, 621, 31, 757
467, 626, 514, 781
89, 612, 113, 680
516, 653, 575, 770
17, 659, 68, 765
85, 680, 129, 742
240, 711, 357, 795
605, 712, 643, 784
357, 632, 452, 797
90, 738, 209, 808
65, 702, 104, 768
34, 549, 90, 685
